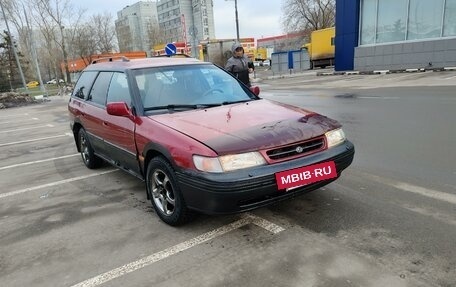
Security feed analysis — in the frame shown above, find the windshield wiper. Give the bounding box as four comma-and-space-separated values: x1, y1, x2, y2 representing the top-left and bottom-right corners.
221, 99, 254, 105
144, 104, 221, 111
144, 104, 198, 111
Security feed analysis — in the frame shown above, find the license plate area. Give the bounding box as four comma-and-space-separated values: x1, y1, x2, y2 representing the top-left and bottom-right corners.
275, 161, 337, 191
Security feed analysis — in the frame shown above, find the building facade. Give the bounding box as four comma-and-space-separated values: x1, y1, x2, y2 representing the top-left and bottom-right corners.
115, 1, 158, 55
336, 0, 456, 71
157, 0, 215, 57
257, 32, 307, 53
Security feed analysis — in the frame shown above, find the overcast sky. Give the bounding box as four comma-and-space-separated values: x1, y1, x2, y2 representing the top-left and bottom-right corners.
73, 0, 284, 40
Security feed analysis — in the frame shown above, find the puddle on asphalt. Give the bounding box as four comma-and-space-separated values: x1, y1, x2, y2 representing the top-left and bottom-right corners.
334, 93, 359, 99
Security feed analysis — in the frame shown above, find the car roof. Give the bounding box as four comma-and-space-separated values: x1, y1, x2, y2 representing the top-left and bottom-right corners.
83, 57, 210, 72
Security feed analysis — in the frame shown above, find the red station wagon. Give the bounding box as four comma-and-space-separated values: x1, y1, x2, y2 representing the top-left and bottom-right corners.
68, 56, 354, 225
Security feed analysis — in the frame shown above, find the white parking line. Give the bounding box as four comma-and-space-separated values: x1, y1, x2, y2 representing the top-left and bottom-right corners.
360, 172, 456, 206
0, 113, 28, 119
358, 96, 400, 99
0, 124, 54, 134
243, 213, 285, 234
0, 133, 73, 147
393, 182, 456, 205
0, 154, 79, 171
0, 117, 39, 125
71, 215, 284, 287
444, 75, 456, 80
0, 170, 117, 199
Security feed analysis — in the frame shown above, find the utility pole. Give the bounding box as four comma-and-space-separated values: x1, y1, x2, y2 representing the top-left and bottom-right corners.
0, 0, 27, 90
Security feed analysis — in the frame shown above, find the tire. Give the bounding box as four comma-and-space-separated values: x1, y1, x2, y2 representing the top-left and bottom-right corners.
146, 156, 192, 226
78, 128, 103, 169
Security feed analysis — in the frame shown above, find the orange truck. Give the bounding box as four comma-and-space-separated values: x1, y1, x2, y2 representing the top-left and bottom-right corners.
302, 27, 335, 69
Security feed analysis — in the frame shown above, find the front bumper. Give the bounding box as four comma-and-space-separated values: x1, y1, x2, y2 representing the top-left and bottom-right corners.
176, 140, 355, 214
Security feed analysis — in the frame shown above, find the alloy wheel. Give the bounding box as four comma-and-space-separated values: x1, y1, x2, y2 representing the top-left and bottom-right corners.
151, 169, 175, 216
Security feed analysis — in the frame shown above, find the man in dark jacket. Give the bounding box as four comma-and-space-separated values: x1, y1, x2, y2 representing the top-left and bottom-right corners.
225, 42, 254, 87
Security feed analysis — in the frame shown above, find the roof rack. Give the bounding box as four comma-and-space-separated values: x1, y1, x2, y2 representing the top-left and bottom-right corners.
153, 53, 191, 58
91, 56, 130, 64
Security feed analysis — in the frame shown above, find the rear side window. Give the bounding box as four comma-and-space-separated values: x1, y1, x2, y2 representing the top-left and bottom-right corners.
88, 72, 113, 106
72, 71, 98, 99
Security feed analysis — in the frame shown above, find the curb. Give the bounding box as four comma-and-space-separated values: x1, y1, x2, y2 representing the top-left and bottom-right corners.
316, 67, 456, 76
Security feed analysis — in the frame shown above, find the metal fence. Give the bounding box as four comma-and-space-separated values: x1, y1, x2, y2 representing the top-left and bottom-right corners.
271, 50, 311, 75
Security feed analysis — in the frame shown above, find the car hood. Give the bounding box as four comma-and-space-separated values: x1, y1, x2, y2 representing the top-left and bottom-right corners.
150, 99, 341, 154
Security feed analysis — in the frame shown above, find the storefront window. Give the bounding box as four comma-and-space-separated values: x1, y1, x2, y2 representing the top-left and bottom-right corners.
443, 0, 456, 36
359, 0, 455, 45
408, 0, 444, 40
376, 0, 407, 43
360, 0, 377, 45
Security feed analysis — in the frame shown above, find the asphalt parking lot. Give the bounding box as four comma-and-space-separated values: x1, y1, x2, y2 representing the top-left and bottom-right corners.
253, 67, 456, 90
1, 70, 454, 286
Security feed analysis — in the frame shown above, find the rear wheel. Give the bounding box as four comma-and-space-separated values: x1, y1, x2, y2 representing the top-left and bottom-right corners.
78, 128, 102, 169
146, 156, 192, 226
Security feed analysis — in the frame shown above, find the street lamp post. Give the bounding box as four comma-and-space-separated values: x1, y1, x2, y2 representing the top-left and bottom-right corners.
234, 0, 239, 41
226, 0, 240, 41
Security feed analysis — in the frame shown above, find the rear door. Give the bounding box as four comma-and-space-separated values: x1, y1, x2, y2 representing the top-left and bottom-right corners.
69, 71, 104, 153
83, 71, 113, 159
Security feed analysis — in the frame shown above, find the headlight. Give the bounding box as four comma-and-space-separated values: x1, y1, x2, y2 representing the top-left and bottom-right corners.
325, 128, 346, 148
193, 152, 266, 173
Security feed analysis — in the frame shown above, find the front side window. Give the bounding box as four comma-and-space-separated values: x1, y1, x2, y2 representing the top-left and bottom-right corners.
107, 72, 131, 106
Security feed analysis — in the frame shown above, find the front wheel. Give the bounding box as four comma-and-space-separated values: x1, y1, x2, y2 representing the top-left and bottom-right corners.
146, 156, 192, 226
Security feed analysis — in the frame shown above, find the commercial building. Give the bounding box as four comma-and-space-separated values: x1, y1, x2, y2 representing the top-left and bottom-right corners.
115, 1, 158, 55
336, 0, 456, 71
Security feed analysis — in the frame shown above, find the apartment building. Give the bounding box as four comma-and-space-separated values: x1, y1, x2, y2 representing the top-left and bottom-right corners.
157, 0, 215, 56
115, 1, 158, 54
115, 0, 215, 56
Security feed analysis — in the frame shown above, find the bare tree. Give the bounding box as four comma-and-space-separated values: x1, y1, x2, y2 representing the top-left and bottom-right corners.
147, 20, 165, 48
90, 13, 117, 53
116, 22, 133, 53
33, 0, 86, 83
37, 19, 63, 81
282, 0, 335, 32
1, 0, 35, 81
71, 23, 98, 66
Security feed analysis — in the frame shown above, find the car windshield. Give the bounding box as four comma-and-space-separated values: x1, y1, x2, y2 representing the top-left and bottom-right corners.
133, 64, 257, 112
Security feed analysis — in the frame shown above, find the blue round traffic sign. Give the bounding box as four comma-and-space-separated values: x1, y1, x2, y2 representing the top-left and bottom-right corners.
165, 43, 177, 56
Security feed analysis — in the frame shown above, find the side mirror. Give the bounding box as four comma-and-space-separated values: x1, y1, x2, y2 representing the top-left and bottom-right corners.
250, 86, 260, 96
106, 102, 134, 120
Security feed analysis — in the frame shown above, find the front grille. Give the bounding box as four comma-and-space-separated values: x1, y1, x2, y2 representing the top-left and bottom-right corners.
266, 137, 325, 160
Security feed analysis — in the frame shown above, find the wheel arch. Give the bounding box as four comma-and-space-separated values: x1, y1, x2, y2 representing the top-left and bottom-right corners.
142, 142, 179, 200
142, 142, 179, 178
72, 122, 84, 152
